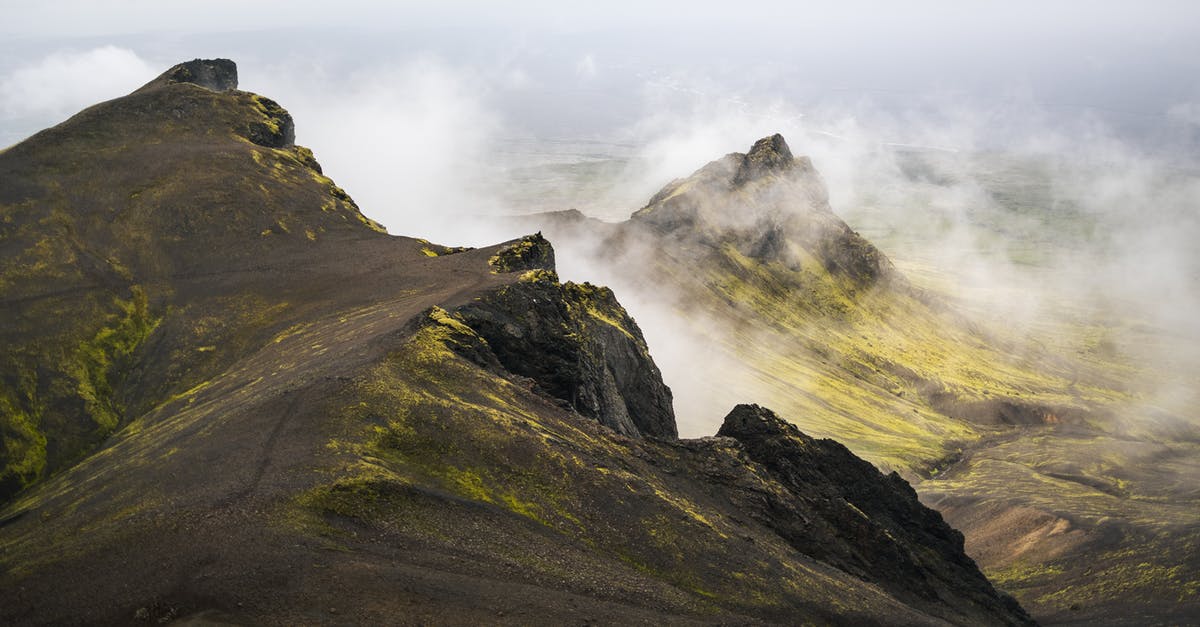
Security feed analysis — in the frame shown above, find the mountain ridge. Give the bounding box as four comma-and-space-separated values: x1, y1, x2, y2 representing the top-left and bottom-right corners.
0, 58, 1039, 624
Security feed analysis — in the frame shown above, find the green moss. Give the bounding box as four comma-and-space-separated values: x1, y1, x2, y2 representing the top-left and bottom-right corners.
650, 238, 1135, 473
0, 232, 77, 290
1036, 559, 1192, 608
989, 559, 1066, 588
0, 286, 159, 498
417, 239, 471, 258
564, 282, 637, 341
66, 286, 160, 433
307, 170, 387, 234
0, 371, 47, 494
519, 269, 556, 283
289, 145, 321, 172
249, 94, 284, 135
489, 234, 553, 273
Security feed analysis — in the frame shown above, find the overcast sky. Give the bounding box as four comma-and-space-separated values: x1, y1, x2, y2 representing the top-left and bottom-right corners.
3, 1, 1200, 145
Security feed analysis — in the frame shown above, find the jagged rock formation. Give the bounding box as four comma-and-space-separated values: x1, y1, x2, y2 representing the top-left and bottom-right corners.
459, 240, 676, 438
486, 231, 556, 272
0, 60, 1032, 625
136, 58, 239, 93
733, 133, 796, 185
715, 404, 1029, 621
631, 133, 892, 283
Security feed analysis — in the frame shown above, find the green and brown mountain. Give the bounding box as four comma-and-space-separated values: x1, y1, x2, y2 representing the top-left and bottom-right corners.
517, 132, 1200, 624
0, 59, 1039, 624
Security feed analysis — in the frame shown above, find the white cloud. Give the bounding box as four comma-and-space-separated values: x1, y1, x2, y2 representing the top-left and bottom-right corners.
0, 46, 155, 120
1168, 101, 1200, 127
575, 54, 597, 80
246, 56, 506, 241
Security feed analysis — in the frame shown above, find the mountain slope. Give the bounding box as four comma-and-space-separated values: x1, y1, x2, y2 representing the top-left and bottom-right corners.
527, 134, 1118, 472
0, 60, 1030, 625
0, 58, 384, 499
519, 135, 1200, 623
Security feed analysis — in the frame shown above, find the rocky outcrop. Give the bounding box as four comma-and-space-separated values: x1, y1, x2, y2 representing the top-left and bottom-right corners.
244, 94, 295, 148
133, 59, 293, 148
487, 233, 556, 273
628, 134, 893, 284
137, 58, 239, 93
716, 404, 1033, 625
733, 133, 798, 186
454, 250, 676, 439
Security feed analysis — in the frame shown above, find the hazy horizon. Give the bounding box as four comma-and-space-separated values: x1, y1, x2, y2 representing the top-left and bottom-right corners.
4, 2, 1199, 146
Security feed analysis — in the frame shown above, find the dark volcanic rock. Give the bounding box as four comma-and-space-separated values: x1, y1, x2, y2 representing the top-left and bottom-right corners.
733, 132, 795, 186
138, 58, 239, 93
244, 95, 295, 148
717, 404, 1034, 625
454, 264, 675, 439
488, 233, 555, 273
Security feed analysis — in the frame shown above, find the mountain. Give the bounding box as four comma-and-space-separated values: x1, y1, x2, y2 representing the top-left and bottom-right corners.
0, 60, 1033, 624
522, 133, 1105, 471
631, 133, 891, 284
516, 136, 1200, 623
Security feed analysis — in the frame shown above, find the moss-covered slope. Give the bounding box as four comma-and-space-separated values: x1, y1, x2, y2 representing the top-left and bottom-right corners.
521, 134, 1199, 623
589, 134, 1117, 472
0, 61, 1033, 624
0, 58, 388, 499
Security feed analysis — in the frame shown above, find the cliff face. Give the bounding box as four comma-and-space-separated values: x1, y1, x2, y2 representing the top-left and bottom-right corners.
0, 59, 1030, 625
715, 404, 1028, 621
454, 234, 675, 439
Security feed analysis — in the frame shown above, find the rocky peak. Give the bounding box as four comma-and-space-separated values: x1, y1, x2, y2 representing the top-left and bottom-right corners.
129, 58, 294, 148
137, 58, 239, 93
733, 133, 795, 186
717, 403, 802, 440
488, 233, 556, 273
716, 403, 1032, 624
457, 239, 676, 439
627, 133, 894, 284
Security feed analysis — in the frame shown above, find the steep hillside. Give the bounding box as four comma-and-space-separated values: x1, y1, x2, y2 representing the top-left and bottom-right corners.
529, 134, 1120, 472
0, 58, 384, 499
0, 60, 1031, 625
519, 135, 1200, 623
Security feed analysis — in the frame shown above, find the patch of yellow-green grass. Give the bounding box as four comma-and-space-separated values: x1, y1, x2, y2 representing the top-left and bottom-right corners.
67, 286, 160, 429
1036, 557, 1198, 609
0, 372, 47, 494
988, 559, 1066, 589
666, 241, 1131, 474
564, 282, 638, 341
